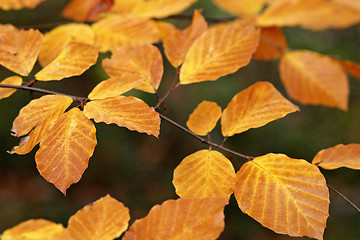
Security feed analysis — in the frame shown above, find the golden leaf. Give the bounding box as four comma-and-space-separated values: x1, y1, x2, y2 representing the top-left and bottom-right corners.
122, 197, 228, 240
252, 27, 287, 60
179, 20, 260, 84
35, 41, 98, 81
67, 195, 130, 240
0, 25, 43, 76
340, 60, 360, 80
111, 0, 142, 14
173, 149, 235, 198
333, 0, 360, 12
279, 50, 349, 110
234, 153, 329, 240
102, 44, 163, 93
155, 21, 177, 41
163, 10, 207, 68
62, 0, 114, 22
0, 76, 22, 100
92, 14, 159, 52
186, 100, 221, 136
0, 0, 45, 10
211, 0, 265, 16
35, 108, 97, 195
39, 23, 95, 67
312, 144, 360, 170
221, 81, 299, 137
84, 96, 160, 137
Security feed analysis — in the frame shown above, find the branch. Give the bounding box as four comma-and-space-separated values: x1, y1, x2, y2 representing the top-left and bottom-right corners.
168, 14, 235, 23
327, 184, 360, 214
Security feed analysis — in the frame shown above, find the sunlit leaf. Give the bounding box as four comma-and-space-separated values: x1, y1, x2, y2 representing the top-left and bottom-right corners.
234, 153, 329, 240
0, 0, 45, 10
102, 44, 163, 93
35, 41, 98, 81
62, 0, 114, 22
252, 27, 287, 60
163, 10, 207, 68
39, 23, 95, 67
312, 144, 360, 170
155, 21, 177, 41
67, 195, 130, 240
211, 0, 265, 16
186, 100, 221, 136
92, 14, 159, 52
0, 25, 43, 76
111, 0, 142, 14
0, 76, 22, 100
221, 81, 299, 137
84, 96, 160, 137
122, 197, 228, 240
1, 219, 65, 240
35, 108, 97, 195
179, 20, 260, 84
173, 149, 235, 198
279, 50, 349, 110
340, 60, 360, 80
257, 0, 360, 31
333, 0, 360, 13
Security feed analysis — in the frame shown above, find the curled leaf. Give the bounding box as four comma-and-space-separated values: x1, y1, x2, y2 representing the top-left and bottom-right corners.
0, 76, 22, 100
62, 0, 114, 22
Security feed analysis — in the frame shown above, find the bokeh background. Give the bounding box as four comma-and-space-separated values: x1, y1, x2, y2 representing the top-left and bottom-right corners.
1, 0, 360, 239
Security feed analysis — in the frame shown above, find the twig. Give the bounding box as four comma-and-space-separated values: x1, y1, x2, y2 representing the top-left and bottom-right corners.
327, 184, 360, 214
155, 67, 181, 110
168, 14, 235, 23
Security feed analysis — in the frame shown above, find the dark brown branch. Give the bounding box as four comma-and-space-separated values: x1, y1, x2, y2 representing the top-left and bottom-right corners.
155, 67, 181, 110
327, 184, 360, 214
168, 14, 235, 23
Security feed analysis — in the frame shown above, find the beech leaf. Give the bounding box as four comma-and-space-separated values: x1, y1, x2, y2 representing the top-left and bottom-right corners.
234, 153, 329, 240
0, 0, 45, 10
0, 76, 22, 100
340, 60, 360, 80
63, 0, 114, 22
211, 0, 265, 16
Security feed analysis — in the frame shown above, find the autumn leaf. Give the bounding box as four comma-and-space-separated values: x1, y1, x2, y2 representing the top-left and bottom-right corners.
186, 100, 222, 136
102, 44, 163, 93
340, 60, 360, 80
211, 0, 265, 16
312, 144, 360, 170
62, 0, 114, 22
35, 41, 99, 81
0, 76, 22, 100
173, 149, 235, 198
163, 10, 207, 68
279, 50, 349, 110
179, 20, 260, 84
35, 108, 97, 195
84, 96, 160, 137
39, 23, 95, 67
0, 0, 45, 10
333, 0, 360, 12
122, 197, 228, 240
221, 81, 299, 137
252, 27, 287, 60
234, 153, 329, 240
0, 25, 43, 76
110, 0, 142, 14
67, 195, 130, 240
155, 21, 177, 41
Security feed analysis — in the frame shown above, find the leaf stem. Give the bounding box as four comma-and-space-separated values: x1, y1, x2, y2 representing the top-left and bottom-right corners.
155, 67, 181, 110
327, 184, 360, 214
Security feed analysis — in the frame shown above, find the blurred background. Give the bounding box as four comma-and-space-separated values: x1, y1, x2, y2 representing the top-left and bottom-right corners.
1, 0, 360, 239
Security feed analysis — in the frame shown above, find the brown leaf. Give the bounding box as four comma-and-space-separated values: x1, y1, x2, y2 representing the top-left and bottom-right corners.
211, 0, 265, 16
62, 0, 114, 22
0, 76, 22, 100
252, 27, 287, 60
0, 0, 45, 10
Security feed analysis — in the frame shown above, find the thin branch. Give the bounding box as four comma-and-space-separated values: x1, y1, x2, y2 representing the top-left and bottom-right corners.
155, 67, 181, 110
327, 184, 360, 214
168, 14, 235, 23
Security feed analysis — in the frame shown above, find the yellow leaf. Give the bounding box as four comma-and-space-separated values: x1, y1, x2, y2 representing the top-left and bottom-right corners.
62, 0, 114, 22
35, 108, 97, 195
163, 10, 207, 68
279, 50, 349, 110
211, 0, 265, 16
333, 0, 360, 12
340, 60, 360, 80
67, 195, 130, 240
111, 0, 142, 14
122, 197, 228, 240
35, 41, 98, 81
186, 100, 222, 136
173, 149, 235, 198
234, 153, 329, 240
84, 96, 160, 137
39, 23, 95, 67
92, 14, 159, 52
221, 81, 299, 137
155, 21, 177, 41
0, 25, 43, 76
257, 0, 360, 31
252, 27, 287, 60
102, 44, 163, 93
0, 76, 22, 100
312, 144, 360, 170
0, 0, 45, 10
179, 20, 260, 84
1, 219, 65, 240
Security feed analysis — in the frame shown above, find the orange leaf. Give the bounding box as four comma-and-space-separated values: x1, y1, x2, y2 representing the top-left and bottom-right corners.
84, 96, 160, 137
221, 81, 299, 137
0, 76, 22, 100
279, 50, 349, 110
39, 23, 95, 67
211, 0, 265, 16
122, 197, 228, 240
312, 144, 360, 170
333, 0, 360, 13
186, 100, 222, 136
252, 27, 287, 60
102, 44, 163, 93
340, 60, 360, 80
173, 149, 235, 198
179, 20, 260, 84
111, 0, 142, 14
92, 14, 159, 52
67, 195, 130, 240
35, 41, 98, 81
0, 25, 43, 76
257, 0, 360, 31
155, 21, 177, 41
35, 108, 97, 195
163, 10, 207, 68
0, 0, 45, 10
62, 0, 114, 22
1, 219, 66, 240
234, 153, 329, 240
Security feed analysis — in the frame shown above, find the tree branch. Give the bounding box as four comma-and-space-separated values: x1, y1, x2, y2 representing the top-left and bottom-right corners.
327, 184, 360, 214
